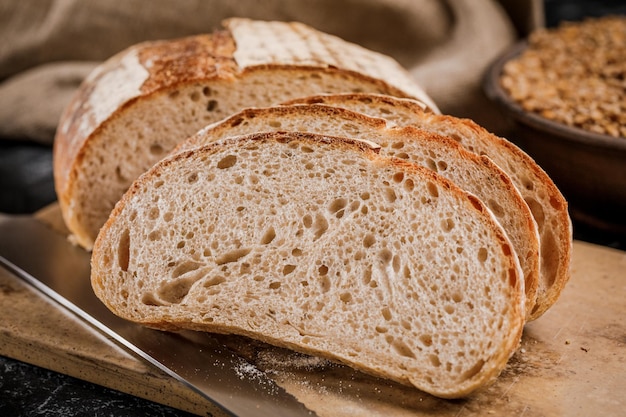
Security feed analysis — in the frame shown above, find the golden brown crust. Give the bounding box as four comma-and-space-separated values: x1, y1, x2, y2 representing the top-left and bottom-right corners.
137, 32, 239, 94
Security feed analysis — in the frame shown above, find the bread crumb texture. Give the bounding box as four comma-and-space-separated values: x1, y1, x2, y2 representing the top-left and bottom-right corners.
92, 133, 523, 398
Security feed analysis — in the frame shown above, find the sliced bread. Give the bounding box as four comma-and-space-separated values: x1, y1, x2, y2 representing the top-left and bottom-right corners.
53, 18, 436, 250
91, 131, 525, 398
284, 93, 571, 320
177, 104, 539, 318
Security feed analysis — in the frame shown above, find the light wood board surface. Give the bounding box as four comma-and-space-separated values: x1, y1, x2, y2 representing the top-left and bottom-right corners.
1, 205, 624, 416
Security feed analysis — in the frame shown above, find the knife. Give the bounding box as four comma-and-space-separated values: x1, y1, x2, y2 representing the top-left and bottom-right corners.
0, 213, 316, 417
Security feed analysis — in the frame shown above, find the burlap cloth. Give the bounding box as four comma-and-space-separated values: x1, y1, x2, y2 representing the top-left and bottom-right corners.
0, 0, 543, 145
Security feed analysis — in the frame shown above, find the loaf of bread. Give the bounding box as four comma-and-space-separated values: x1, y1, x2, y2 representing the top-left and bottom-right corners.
284, 93, 571, 320
91, 132, 525, 399
177, 104, 540, 319
53, 18, 436, 250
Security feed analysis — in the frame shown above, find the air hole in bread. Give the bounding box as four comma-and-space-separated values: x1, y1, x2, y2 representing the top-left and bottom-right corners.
269, 282, 281, 290
149, 143, 165, 156
448, 133, 463, 143
301, 146, 314, 153
260, 227, 276, 245
477, 247, 488, 263
215, 248, 251, 265
437, 161, 448, 171
462, 359, 486, 381
268, 119, 281, 128
524, 197, 545, 230
381, 306, 392, 321
384, 187, 397, 203
392, 255, 401, 273
549, 195, 563, 210
393, 340, 416, 359
379, 248, 392, 265
318, 264, 329, 276
190, 91, 200, 102
403, 265, 411, 279
217, 155, 237, 169
282, 264, 296, 275
467, 195, 483, 212
363, 233, 376, 248
184, 172, 199, 184
115, 166, 127, 183
419, 334, 433, 347
521, 175, 534, 191
158, 276, 198, 304
171, 261, 202, 278
328, 198, 348, 217
117, 229, 130, 272
392, 172, 404, 183
487, 199, 505, 218
203, 275, 226, 288
375, 326, 388, 333
312, 214, 329, 240
141, 292, 165, 306
320, 275, 331, 293
238, 262, 251, 275
361, 267, 372, 285
508, 268, 517, 287
441, 218, 455, 232
426, 182, 439, 198
339, 292, 352, 303
429, 354, 442, 367
148, 207, 159, 220
302, 214, 312, 228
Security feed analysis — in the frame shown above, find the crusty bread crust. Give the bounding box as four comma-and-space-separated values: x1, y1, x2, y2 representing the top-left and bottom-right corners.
284, 93, 572, 321
53, 19, 437, 250
91, 131, 524, 399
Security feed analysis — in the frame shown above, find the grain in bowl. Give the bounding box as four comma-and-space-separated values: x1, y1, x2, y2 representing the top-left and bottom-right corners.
499, 16, 625, 139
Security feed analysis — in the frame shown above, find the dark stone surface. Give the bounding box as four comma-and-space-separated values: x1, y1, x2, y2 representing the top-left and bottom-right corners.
0, 356, 196, 417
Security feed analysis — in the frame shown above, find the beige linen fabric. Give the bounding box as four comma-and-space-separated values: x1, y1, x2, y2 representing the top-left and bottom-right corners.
0, 0, 542, 144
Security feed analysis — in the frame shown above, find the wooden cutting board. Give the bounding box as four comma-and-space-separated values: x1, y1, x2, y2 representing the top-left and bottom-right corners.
1, 204, 625, 416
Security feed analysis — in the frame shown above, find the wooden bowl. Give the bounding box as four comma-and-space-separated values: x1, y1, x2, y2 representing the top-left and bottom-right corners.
483, 41, 626, 235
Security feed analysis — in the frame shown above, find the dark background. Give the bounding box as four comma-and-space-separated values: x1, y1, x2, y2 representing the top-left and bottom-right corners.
1, 1, 625, 416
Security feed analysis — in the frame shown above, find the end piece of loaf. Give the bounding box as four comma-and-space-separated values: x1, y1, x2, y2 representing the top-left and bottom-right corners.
91, 132, 524, 399
284, 93, 572, 321
53, 18, 436, 250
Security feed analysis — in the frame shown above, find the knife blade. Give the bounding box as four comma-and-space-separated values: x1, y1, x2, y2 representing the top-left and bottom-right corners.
0, 213, 316, 417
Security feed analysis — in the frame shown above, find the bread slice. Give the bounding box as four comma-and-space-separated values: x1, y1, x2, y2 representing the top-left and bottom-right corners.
53, 18, 436, 250
284, 93, 571, 320
177, 104, 539, 318
91, 131, 525, 399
